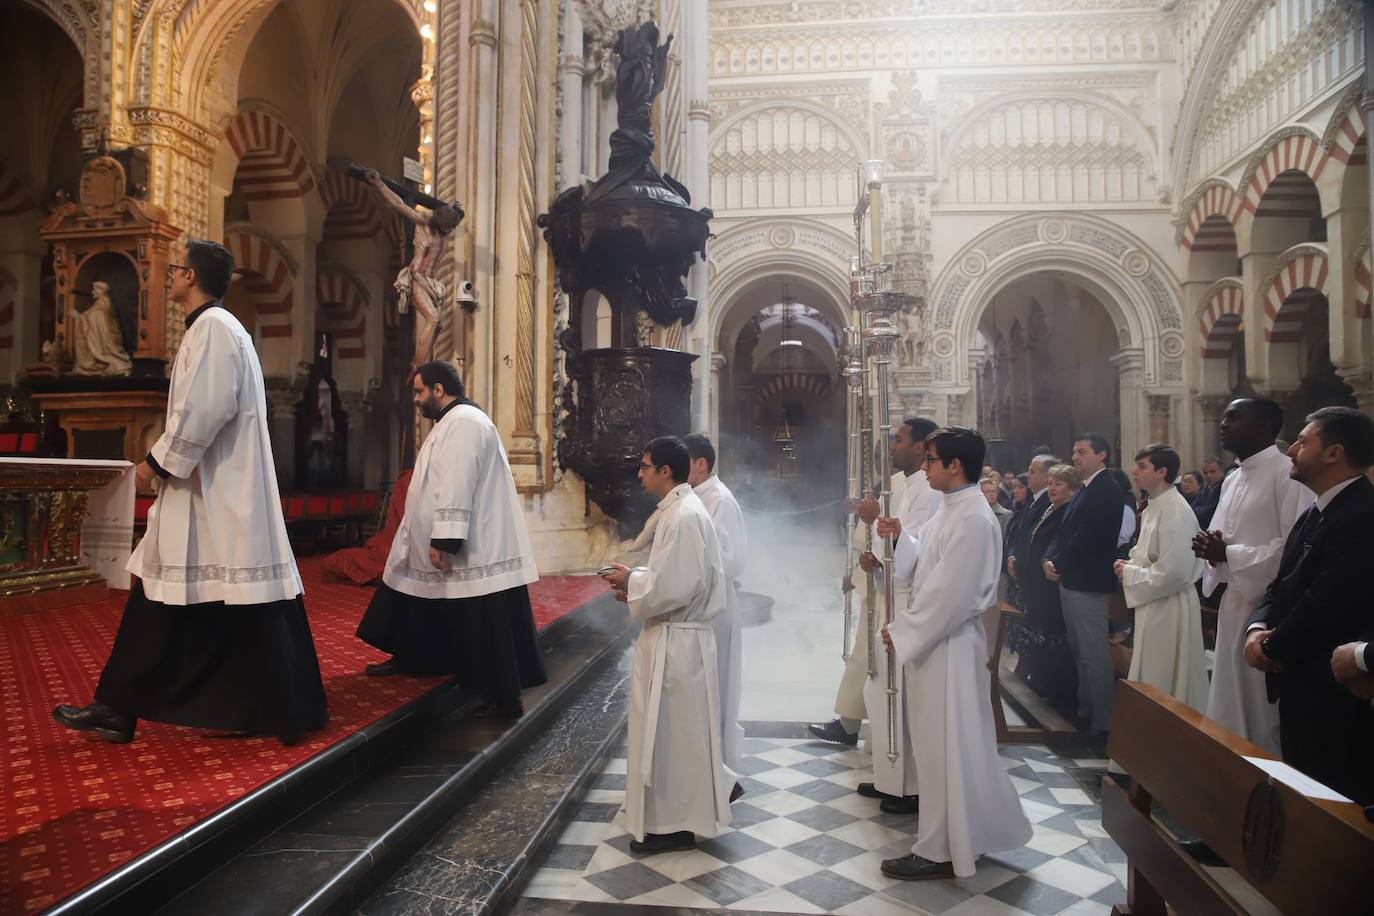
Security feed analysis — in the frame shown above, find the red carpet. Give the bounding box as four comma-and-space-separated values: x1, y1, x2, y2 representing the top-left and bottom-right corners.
0, 558, 611, 914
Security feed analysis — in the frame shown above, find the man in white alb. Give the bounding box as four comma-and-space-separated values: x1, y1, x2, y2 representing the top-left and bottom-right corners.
601, 437, 733, 854
1115, 443, 1208, 711
1193, 398, 1311, 752
810, 419, 940, 765
684, 433, 747, 771
357, 360, 546, 718
54, 239, 327, 745
861, 417, 941, 812
881, 426, 1032, 881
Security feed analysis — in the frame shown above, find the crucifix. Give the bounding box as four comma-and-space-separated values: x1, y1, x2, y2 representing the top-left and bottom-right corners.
347, 162, 465, 366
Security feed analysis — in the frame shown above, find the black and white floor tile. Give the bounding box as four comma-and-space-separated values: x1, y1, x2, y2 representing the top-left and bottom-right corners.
521, 734, 1125, 915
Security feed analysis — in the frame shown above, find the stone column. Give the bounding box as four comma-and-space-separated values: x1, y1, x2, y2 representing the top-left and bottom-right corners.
682, 0, 712, 433
708, 352, 726, 443
1239, 251, 1278, 390
558, 4, 584, 191
1339, 367, 1374, 415
1147, 394, 1171, 446
1195, 394, 1229, 462
1111, 348, 1146, 467
264, 380, 299, 486
340, 391, 369, 488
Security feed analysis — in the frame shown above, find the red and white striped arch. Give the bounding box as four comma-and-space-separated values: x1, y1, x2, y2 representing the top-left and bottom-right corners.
1354, 238, 1371, 321
1181, 182, 1242, 252
315, 267, 367, 360
0, 266, 15, 352
224, 109, 315, 201
1240, 132, 1326, 216
1263, 247, 1328, 344
1324, 97, 1368, 175
224, 229, 295, 339
752, 372, 832, 407
0, 164, 37, 219
319, 169, 382, 241
1198, 280, 1244, 360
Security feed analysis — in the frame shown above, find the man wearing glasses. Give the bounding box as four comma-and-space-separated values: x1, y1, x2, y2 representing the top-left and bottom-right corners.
601, 437, 733, 854
53, 239, 327, 746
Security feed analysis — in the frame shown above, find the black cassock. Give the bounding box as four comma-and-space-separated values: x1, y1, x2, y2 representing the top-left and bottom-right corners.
96, 581, 328, 744
357, 582, 547, 707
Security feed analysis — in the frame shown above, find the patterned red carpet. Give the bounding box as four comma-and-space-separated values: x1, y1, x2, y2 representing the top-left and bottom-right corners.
0, 558, 610, 915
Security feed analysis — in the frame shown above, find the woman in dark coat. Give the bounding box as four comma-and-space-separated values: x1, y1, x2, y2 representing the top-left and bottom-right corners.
1013, 463, 1082, 717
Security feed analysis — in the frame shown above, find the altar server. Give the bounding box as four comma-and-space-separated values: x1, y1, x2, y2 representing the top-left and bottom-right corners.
53, 239, 327, 745
1193, 398, 1311, 752
684, 433, 747, 770
356, 360, 546, 718
1115, 444, 1208, 711
862, 417, 940, 812
602, 437, 732, 854
881, 426, 1032, 881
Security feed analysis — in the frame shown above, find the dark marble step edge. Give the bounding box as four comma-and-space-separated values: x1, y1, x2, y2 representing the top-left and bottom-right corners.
292, 619, 633, 915
41, 592, 613, 916
484, 709, 630, 916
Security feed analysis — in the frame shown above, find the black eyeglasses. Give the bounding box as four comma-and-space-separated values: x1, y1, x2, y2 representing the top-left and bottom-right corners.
639, 462, 658, 470
166, 263, 189, 277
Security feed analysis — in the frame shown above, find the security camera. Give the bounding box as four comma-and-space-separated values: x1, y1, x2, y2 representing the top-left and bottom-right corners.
456, 280, 478, 313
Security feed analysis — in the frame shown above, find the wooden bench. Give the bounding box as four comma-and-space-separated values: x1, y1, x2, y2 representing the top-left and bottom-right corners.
983, 600, 1078, 743
1104, 680, 1374, 916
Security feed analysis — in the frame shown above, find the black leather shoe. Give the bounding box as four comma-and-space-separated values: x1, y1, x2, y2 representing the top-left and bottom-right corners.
469, 700, 524, 719
53, 703, 135, 744
880, 795, 919, 814
730, 782, 745, 803
858, 782, 895, 799
808, 718, 859, 746
630, 831, 695, 854
881, 853, 956, 881
365, 658, 406, 677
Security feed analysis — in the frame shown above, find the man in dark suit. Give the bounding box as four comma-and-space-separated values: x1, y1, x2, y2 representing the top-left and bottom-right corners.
1191, 456, 1226, 528
1244, 406, 1374, 805
1007, 453, 1056, 591
1044, 433, 1125, 735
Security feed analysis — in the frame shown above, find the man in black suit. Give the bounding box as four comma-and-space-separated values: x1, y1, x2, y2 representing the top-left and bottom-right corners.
1244, 406, 1374, 805
1043, 433, 1125, 735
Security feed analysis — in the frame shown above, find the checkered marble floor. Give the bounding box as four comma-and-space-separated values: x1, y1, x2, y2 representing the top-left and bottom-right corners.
522, 733, 1125, 915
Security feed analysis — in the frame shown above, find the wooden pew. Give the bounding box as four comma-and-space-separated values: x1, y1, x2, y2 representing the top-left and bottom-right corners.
1105, 681, 1374, 916
983, 601, 1078, 743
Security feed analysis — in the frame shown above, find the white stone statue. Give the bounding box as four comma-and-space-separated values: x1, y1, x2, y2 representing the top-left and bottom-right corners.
72, 281, 132, 375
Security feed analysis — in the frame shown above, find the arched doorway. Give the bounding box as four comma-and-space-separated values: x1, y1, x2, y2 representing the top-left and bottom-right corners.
0, 0, 84, 380
715, 274, 847, 511
973, 271, 1121, 469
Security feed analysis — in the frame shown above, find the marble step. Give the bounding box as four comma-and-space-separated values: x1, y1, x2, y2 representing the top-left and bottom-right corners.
137, 593, 631, 916
357, 648, 631, 916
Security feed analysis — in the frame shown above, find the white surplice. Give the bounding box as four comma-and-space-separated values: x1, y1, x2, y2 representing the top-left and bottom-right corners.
619, 483, 733, 842
865, 468, 941, 797
1120, 486, 1209, 711
1202, 445, 1312, 752
693, 474, 748, 770
888, 484, 1032, 876
131, 305, 300, 605
383, 403, 538, 599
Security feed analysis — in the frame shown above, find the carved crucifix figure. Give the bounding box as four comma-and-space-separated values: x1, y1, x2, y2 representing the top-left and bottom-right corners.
363, 168, 462, 365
